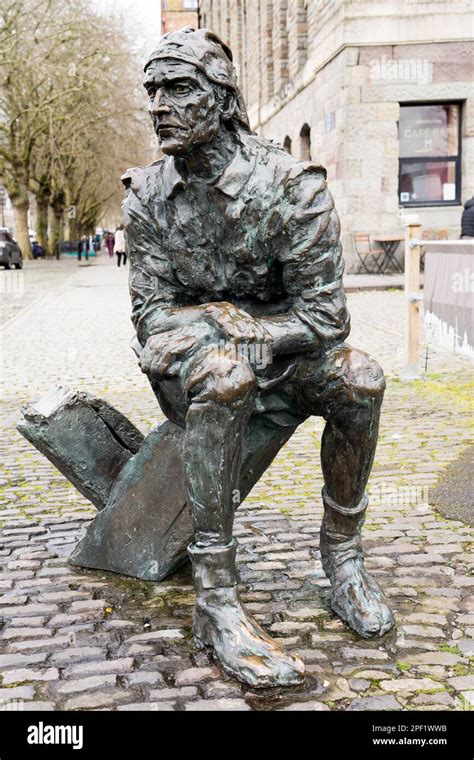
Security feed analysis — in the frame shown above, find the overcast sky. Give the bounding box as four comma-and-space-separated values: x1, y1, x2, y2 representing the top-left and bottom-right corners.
93, 0, 162, 57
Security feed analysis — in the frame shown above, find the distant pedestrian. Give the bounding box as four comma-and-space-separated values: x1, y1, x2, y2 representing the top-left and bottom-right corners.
77, 235, 90, 262
461, 197, 474, 238
32, 241, 44, 259
105, 232, 115, 258
114, 225, 127, 267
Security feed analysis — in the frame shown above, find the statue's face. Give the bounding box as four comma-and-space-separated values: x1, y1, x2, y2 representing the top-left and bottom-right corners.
144, 59, 222, 155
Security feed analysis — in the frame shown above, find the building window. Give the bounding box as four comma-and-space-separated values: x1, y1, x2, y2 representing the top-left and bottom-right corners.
398, 103, 461, 206
283, 136, 292, 154
183, 0, 198, 8
300, 123, 311, 161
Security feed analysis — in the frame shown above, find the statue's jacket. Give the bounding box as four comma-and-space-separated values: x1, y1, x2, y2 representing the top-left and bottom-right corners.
121, 130, 352, 421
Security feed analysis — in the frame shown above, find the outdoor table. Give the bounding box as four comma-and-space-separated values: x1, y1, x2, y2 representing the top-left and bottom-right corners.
374, 235, 404, 273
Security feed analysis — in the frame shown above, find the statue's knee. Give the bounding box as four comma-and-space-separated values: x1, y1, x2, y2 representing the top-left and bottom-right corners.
341, 349, 385, 401
188, 355, 256, 406
322, 348, 385, 428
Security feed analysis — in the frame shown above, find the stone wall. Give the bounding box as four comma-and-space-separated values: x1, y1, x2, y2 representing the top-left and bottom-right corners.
199, 0, 474, 270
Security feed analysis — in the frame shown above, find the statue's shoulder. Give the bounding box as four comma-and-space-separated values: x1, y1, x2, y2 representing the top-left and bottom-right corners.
285, 158, 327, 183
120, 159, 166, 203
245, 132, 327, 186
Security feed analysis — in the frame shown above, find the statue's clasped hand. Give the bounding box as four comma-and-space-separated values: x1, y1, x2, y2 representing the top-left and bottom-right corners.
139, 303, 274, 380
202, 302, 274, 370
138, 322, 216, 379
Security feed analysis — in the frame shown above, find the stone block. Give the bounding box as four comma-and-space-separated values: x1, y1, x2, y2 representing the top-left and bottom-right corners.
185, 698, 250, 711
1, 668, 59, 684
56, 674, 117, 694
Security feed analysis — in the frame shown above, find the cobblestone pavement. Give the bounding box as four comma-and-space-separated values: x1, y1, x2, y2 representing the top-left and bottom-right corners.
0, 256, 473, 712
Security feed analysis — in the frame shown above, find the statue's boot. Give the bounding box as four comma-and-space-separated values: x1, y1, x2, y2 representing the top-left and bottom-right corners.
188, 540, 305, 688
320, 488, 395, 638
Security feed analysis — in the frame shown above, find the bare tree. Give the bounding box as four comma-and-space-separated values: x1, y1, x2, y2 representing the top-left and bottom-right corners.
0, 0, 150, 257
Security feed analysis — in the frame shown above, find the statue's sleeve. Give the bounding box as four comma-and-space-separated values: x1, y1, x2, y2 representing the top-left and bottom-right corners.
279, 164, 351, 348
121, 170, 184, 346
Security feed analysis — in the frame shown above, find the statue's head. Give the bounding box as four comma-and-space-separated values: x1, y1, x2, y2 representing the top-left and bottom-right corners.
143, 27, 250, 156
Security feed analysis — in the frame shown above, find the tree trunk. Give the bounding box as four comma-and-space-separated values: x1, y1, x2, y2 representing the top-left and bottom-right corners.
66, 210, 79, 242
4, 173, 32, 259
50, 189, 66, 256
13, 201, 32, 260
36, 195, 50, 256
64, 184, 79, 242
49, 207, 63, 257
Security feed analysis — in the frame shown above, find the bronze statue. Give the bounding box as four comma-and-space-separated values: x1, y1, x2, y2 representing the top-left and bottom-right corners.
19, 27, 395, 690
123, 27, 395, 685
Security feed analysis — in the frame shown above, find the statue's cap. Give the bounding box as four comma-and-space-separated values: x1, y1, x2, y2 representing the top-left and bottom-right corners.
144, 27, 250, 131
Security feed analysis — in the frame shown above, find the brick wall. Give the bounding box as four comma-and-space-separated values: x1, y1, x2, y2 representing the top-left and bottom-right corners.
162, 0, 198, 34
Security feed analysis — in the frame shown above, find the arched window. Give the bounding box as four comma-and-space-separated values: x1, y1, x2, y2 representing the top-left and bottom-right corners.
283, 136, 292, 154
300, 123, 311, 161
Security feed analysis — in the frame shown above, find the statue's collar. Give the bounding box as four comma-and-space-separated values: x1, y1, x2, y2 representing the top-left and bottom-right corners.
162, 145, 256, 200
161, 158, 184, 199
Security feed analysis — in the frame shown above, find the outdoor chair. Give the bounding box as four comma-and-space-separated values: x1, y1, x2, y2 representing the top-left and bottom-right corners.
353, 233, 385, 274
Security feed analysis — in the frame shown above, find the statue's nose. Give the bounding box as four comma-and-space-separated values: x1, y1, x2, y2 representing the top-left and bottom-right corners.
150, 90, 171, 116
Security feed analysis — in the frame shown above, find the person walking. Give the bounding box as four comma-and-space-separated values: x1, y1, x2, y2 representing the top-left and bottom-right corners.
105, 232, 115, 258
77, 235, 90, 262
461, 197, 474, 238
114, 225, 127, 267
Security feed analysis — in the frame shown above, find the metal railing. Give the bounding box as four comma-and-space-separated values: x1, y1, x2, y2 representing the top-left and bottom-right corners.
403, 226, 474, 378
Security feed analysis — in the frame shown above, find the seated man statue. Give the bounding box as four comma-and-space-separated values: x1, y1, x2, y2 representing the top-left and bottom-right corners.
121, 27, 395, 689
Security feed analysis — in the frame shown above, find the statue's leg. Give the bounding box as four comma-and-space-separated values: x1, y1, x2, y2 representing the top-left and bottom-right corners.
290, 346, 395, 638
182, 349, 305, 688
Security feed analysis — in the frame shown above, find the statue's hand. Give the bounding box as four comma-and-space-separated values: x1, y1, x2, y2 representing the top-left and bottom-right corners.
203, 302, 274, 367
139, 322, 216, 379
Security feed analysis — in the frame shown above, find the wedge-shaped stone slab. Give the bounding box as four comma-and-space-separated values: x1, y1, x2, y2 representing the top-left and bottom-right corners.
70, 421, 190, 580
19, 387, 298, 582
18, 387, 144, 510
70, 416, 297, 581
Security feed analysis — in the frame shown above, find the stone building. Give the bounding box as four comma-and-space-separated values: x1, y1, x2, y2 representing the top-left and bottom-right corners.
162, 0, 199, 35
199, 0, 473, 269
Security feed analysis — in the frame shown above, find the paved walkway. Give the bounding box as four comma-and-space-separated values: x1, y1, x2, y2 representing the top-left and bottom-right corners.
344, 272, 402, 291
0, 255, 472, 711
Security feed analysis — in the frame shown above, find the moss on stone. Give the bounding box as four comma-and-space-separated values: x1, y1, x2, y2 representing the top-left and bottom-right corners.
440, 644, 462, 656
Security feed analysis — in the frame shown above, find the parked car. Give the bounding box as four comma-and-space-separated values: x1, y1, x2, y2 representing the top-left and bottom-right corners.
0, 229, 23, 269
